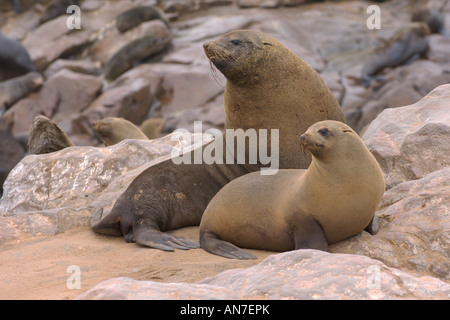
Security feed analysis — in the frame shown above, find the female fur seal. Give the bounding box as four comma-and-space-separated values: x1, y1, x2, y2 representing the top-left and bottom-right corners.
91, 30, 345, 251
199, 121, 385, 259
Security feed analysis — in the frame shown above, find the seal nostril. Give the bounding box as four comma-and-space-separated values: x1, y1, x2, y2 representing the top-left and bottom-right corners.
203, 42, 209, 50
300, 134, 305, 141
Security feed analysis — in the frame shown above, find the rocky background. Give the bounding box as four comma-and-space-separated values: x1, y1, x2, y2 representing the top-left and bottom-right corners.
0, 0, 449, 300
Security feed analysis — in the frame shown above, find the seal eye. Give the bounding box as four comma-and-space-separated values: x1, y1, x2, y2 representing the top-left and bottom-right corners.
230, 39, 241, 46
318, 128, 330, 137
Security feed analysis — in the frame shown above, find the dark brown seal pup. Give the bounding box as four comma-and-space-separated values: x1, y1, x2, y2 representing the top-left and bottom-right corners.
91, 30, 345, 251
0, 33, 36, 82
0, 113, 25, 196
361, 23, 430, 87
199, 121, 385, 259
28, 115, 74, 155
116, 6, 169, 33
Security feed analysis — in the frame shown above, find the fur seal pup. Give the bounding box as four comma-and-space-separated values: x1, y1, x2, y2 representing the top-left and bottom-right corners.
361, 23, 430, 87
140, 118, 166, 139
0, 33, 36, 82
116, 6, 170, 33
0, 72, 43, 110
91, 30, 345, 251
412, 8, 445, 34
28, 115, 74, 155
199, 121, 386, 259
92, 117, 149, 146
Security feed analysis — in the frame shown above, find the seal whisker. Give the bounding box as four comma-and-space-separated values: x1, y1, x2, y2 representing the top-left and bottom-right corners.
209, 60, 224, 87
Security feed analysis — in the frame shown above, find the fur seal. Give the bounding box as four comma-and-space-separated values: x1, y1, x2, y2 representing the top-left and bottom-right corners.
0, 112, 25, 196
0, 72, 43, 110
361, 22, 430, 87
28, 115, 74, 155
412, 8, 445, 34
91, 30, 345, 251
116, 6, 170, 33
199, 120, 386, 259
140, 118, 166, 139
92, 117, 149, 146
0, 33, 36, 82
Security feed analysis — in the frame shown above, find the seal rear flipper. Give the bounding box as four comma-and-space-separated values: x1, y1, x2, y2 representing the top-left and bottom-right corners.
90, 208, 123, 236
134, 226, 200, 251
200, 232, 257, 260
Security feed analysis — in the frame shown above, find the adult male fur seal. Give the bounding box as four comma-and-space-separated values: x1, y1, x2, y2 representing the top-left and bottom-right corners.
91, 30, 346, 251
200, 121, 385, 259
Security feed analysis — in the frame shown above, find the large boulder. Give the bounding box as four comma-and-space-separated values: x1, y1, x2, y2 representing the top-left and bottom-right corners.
362, 84, 450, 189
0, 133, 211, 240
76, 250, 450, 300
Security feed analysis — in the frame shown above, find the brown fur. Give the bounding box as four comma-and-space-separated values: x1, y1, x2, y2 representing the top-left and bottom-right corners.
28, 115, 74, 155
91, 30, 346, 251
0, 112, 25, 195
200, 121, 386, 259
204, 30, 345, 169
92, 117, 148, 146
140, 118, 166, 139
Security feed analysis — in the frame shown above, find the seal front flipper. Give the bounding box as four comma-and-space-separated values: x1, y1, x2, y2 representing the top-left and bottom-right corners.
134, 225, 200, 251
292, 218, 328, 252
200, 232, 257, 260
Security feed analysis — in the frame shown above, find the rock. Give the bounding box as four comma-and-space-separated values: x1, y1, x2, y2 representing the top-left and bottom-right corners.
82, 63, 164, 127
74, 277, 238, 300
76, 250, 450, 300
362, 83, 450, 189
331, 168, 450, 282
427, 34, 450, 64
44, 59, 103, 79
5, 80, 60, 134
92, 19, 172, 80
238, 0, 281, 8
45, 69, 103, 123
0, 133, 212, 240
23, 16, 93, 72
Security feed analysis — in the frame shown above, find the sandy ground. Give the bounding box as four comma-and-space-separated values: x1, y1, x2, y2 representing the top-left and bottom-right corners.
0, 226, 273, 300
